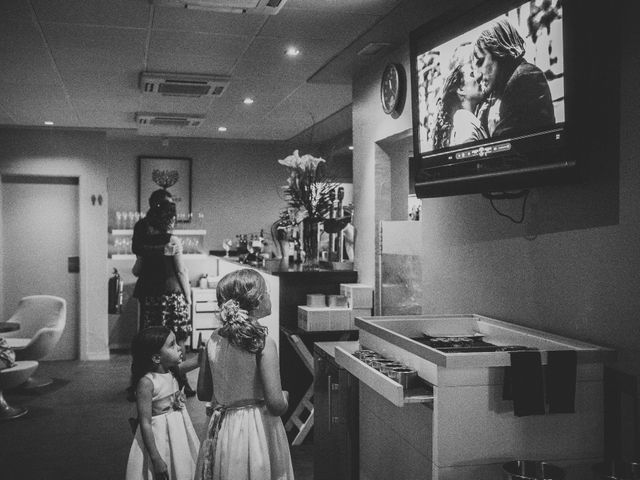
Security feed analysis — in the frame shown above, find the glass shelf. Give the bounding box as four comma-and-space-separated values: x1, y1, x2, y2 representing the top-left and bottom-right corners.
109, 229, 206, 236
110, 253, 208, 260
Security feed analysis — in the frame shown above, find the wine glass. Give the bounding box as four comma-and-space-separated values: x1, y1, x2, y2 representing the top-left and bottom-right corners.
223, 239, 233, 257
115, 211, 122, 229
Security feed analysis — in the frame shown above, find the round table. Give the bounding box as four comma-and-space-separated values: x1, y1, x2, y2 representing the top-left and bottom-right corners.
0, 322, 19, 333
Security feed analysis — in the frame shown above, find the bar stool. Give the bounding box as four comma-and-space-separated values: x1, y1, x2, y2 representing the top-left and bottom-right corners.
0, 360, 39, 420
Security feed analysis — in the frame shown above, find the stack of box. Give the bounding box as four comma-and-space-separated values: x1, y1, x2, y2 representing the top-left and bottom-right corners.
297, 283, 374, 332
340, 283, 374, 322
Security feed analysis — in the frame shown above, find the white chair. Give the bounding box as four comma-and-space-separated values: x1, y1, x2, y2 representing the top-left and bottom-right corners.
3, 295, 66, 388
0, 360, 39, 420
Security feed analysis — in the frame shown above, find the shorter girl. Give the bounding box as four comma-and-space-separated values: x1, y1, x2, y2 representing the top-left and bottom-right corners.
196, 268, 294, 480
126, 326, 200, 480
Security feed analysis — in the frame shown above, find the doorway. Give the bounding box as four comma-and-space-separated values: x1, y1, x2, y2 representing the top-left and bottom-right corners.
1, 174, 80, 360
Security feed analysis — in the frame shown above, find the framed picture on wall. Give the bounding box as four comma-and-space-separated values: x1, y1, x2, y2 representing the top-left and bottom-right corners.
138, 156, 192, 222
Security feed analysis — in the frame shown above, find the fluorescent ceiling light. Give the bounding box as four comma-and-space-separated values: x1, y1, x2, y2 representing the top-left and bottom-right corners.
44, 121, 54, 125
243, 97, 254, 105
218, 126, 227, 132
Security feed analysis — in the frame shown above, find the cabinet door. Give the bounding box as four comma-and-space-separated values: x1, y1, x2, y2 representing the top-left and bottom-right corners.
314, 354, 359, 480
314, 354, 339, 480
338, 368, 359, 480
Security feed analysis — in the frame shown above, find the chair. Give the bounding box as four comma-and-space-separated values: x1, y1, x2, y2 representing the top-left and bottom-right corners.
0, 360, 39, 420
3, 295, 66, 388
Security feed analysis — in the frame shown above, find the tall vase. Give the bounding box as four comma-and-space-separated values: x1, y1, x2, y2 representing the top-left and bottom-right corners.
302, 217, 320, 270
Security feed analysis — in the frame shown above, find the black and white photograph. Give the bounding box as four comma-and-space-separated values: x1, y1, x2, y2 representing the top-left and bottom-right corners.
0, 0, 635, 479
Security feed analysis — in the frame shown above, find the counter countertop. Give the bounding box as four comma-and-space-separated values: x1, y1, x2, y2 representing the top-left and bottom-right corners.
215, 255, 355, 276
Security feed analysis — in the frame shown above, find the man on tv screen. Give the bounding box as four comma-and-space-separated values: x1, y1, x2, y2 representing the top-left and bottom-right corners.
473, 18, 555, 139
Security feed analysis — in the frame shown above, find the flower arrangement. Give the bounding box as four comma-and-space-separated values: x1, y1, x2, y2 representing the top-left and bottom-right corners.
278, 149, 337, 222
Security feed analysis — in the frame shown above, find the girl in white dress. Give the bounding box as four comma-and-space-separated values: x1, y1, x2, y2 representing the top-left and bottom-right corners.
196, 268, 294, 480
126, 326, 200, 480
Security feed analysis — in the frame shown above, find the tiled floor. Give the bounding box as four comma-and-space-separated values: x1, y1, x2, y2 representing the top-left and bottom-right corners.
0, 353, 313, 480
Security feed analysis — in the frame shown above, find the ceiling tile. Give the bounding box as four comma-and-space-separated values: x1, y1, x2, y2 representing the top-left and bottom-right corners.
77, 110, 135, 129
0, 17, 43, 51
232, 36, 346, 79
62, 70, 141, 97
0, 48, 61, 86
0, 0, 33, 23
42, 24, 147, 53
52, 47, 145, 75
285, 0, 402, 15
149, 30, 250, 59
71, 96, 142, 113
146, 53, 237, 76
153, 7, 266, 35
32, 0, 149, 28
259, 8, 379, 41
0, 109, 16, 124
0, 85, 78, 126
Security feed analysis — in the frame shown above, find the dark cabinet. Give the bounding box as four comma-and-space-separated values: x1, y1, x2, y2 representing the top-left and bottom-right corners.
314, 345, 359, 480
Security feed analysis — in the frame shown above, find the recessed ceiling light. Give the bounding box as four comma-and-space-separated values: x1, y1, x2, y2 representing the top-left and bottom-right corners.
285, 46, 300, 57
348, 146, 354, 151
218, 126, 227, 132
243, 97, 254, 105
44, 121, 54, 126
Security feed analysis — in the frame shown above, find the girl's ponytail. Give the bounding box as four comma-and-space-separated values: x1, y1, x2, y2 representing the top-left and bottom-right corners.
218, 299, 267, 354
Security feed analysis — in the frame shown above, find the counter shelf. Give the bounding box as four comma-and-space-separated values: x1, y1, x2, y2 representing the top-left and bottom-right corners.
335, 346, 434, 407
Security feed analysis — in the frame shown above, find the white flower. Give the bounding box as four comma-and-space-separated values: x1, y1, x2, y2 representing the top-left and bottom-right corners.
278, 150, 325, 172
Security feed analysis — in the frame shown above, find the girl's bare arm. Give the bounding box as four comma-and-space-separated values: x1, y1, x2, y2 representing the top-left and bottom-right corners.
258, 336, 288, 416
136, 377, 168, 478
170, 236, 191, 304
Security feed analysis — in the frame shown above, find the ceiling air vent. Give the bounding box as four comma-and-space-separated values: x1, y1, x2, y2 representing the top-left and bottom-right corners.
140, 72, 229, 98
150, 0, 287, 15
135, 113, 205, 128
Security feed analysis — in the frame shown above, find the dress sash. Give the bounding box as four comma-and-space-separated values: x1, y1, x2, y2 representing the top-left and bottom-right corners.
196, 399, 264, 480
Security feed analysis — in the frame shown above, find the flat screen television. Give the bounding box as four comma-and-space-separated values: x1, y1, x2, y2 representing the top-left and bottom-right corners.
409, 0, 616, 198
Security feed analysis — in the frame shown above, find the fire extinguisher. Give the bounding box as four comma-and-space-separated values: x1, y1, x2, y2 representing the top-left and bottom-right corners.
108, 268, 124, 314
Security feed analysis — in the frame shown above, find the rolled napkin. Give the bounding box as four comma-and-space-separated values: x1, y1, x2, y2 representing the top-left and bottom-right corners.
505, 350, 546, 416
546, 350, 577, 414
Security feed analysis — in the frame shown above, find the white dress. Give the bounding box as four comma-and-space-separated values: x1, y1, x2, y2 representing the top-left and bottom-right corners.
195, 332, 294, 480
126, 372, 200, 480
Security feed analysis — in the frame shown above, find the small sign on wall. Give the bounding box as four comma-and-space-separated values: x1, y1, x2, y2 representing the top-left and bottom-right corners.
138, 156, 192, 221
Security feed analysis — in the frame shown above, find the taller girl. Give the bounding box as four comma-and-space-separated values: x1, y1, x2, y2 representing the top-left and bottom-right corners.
196, 268, 294, 480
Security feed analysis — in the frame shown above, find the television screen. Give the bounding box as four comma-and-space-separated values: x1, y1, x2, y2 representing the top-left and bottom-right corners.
410, 0, 574, 197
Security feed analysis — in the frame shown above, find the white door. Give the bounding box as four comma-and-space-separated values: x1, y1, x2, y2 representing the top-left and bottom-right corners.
2, 175, 80, 360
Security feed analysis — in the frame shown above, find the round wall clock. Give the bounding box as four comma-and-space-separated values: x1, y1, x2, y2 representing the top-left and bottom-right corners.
380, 63, 406, 118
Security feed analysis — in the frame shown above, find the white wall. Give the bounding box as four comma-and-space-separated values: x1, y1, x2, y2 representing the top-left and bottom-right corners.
0, 128, 109, 360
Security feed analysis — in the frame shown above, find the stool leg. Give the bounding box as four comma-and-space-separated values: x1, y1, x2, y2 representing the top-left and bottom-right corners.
0, 389, 29, 421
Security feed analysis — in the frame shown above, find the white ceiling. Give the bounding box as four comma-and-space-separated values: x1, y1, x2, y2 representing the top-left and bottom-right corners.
0, 0, 408, 142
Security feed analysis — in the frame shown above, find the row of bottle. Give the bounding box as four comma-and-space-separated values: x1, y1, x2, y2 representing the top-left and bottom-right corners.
235, 230, 265, 253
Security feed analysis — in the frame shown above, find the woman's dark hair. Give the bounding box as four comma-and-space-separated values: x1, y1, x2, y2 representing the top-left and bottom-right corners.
148, 188, 172, 209
216, 269, 268, 354
129, 326, 171, 400
146, 198, 176, 233
433, 64, 464, 150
